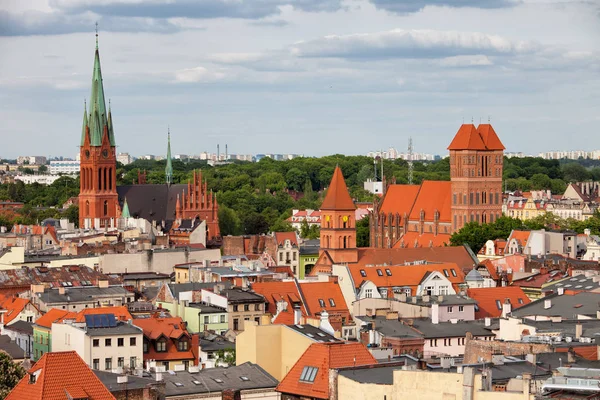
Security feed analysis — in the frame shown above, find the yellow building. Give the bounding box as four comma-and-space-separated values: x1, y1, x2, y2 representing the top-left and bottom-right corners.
336, 367, 534, 400
236, 320, 341, 381
505, 197, 547, 221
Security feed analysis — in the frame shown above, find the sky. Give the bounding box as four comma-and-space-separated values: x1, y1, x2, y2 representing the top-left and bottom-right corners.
0, 0, 599, 159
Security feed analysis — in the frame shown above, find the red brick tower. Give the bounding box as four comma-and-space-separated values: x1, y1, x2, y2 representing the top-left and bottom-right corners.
318, 166, 358, 264
79, 34, 118, 229
175, 170, 221, 240
448, 123, 505, 232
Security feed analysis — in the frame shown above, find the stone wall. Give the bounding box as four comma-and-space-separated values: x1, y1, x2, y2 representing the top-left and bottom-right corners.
463, 333, 551, 364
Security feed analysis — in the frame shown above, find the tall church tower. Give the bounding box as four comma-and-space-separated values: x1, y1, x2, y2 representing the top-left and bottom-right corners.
318, 166, 358, 264
79, 32, 118, 229
448, 123, 505, 232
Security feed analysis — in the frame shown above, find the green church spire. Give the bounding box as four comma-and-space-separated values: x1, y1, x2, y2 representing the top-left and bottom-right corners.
82, 26, 115, 147
122, 197, 131, 218
165, 128, 173, 185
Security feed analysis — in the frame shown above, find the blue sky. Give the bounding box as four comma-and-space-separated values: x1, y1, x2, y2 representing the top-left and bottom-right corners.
0, 0, 599, 159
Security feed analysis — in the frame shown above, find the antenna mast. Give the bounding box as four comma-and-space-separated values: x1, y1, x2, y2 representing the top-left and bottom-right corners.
408, 137, 414, 185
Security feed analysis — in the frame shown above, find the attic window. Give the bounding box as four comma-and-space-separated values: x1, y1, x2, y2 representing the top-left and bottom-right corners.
376, 269, 383, 276
329, 299, 336, 307
192, 380, 202, 385
299, 366, 319, 383
212, 378, 224, 384
385, 269, 392, 276
495, 300, 502, 310
240, 376, 250, 381
518, 298, 524, 304
173, 382, 184, 387
443, 270, 449, 277
360, 270, 367, 277
318, 299, 325, 307
451, 269, 457, 277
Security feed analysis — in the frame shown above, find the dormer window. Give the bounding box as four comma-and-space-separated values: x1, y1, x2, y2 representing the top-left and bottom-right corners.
177, 339, 189, 351
143, 340, 149, 353
156, 338, 167, 352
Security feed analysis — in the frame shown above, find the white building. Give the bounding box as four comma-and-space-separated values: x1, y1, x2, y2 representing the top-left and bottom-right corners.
51, 317, 143, 371
17, 156, 47, 165
117, 153, 133, 165
49, 160, 80, 175
14, 174, 62, 185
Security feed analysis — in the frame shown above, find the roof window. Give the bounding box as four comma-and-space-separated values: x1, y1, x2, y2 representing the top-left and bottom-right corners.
443, 269, 449, 277
360, 270, 367, 277
300, 366, 319, 383
451, 269, 457, 277
318, 299, 325, 307
329, 299, 336, 307
385, 269, 392, 276
495, 300, 502, 310
376, 269, 383, 276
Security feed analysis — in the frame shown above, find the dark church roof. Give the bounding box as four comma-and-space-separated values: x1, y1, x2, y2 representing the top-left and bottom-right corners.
117, 184, 187, 222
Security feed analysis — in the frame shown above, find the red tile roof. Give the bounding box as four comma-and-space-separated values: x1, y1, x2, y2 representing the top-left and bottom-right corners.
511, 270, 567, 289
133, 314, 195, 362
320, 166, 355, 210
507, 230, 531, 247
467, 287, 531, 319
277, 342, 377, 399
252, 281, 308, 322
298, 281, 350, 320
408, 181, 452, 223
447, 124, 487, 150
354, 247, 478, 271
5, 351, 115, 400
379, 184, 420, 216
74, 306, 132, 323
396, 232, 451, 248
34, 309, 77, 329
274, 232, 298, 247
349, 263, 465, 293
477, 124, 505, 150
0, 296, 34, 325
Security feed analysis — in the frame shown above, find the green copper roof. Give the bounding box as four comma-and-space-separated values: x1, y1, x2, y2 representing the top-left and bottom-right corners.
165, 129, 173, 185
80, 101, 88, 145
122, 197, 130, 218
81, 39, 115, 147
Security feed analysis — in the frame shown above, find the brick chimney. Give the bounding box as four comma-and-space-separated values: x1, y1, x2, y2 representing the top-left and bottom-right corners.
191, 333, 200, 366
222, 389, 241, 400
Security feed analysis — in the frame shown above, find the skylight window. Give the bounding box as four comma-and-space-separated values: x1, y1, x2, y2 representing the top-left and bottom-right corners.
240, 376, 250, 381
495, 300, 502, 310
385, 269, 392, 276
317, 332, 326, 337
451, 269, 457, 277
300, 366, 319, 383
575, 285, 583, 289
518, 298, 524, 304
318, 299, 325, 307
173, 382, 184, 387
579, 279, 587, 283
212, 378, 224, 384
360, 270, 367, 277
192, 380, 202, 385
376, 269, 383, 276
329, 298, 336, 307
443, 270, 449, 277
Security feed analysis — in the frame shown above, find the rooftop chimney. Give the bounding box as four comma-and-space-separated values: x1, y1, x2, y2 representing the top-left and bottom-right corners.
485, 317, 491, 327
575, 323, 583, 340
502, 299, 512, 318
319, 310, 335, 335
544, 299, 552, 310
431, 303, 439, 325
294, 307, 302, 325
58, 287, 65, 295
557, 287, 565, 295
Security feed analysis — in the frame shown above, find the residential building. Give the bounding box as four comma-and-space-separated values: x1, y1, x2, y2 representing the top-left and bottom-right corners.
32, 308, 75, 361
0, 295, 41, 327
133, 312, 198, 370
0, 334, 27, 363
49, 159, 80, 174
274, 232, 300, 278
221, 288, 266, 333
5, 351, 116, 400
32, 284, 135, 312
299, 239, 319, 278
116, 152, 133, 165
198, 332, 235, 368
16, 155, 47, 165
467, 287, 530, 318
94, 370, 161, 400
505, 229, 577, 258
510, 291, 600, 321
185, 303, 228, 334
287, 209, 321, 231
1, 320, 33, 359
51, 313, 144, 371
511, 268, 568, 299
236, 322, 341, 381
276, 342, 377, 399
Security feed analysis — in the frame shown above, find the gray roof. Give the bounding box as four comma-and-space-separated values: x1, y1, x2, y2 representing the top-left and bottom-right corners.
206, 267, 274, 278
474, 360, 551, 383
339, 364, 408, 385
409, 318, 495, 339
141, 286, 160, 301
86, 321, 143, 337
511, 292, 600, 319
404, 294, 477, 307
156, 362, 278, 396
117, 184, 187, 223
544, 275, 600, 293
286, 324, 340, 343
187, 303, 227, 314
300, 239, 320, 255
168, 282, 233, 299
37, 286, 133, 304
118, 272, 171, 281
93, 370, 157, 392
4, 320, 33, 335
199, 338, 235, 352
221, 288, 265, 304
358, 316, 423, 339
465, 269, 484, 282
518, 318, 600, 338
0, 335, 25, 359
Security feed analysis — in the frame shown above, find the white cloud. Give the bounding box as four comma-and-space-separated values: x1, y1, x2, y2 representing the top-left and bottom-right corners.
173, 66, 227, 83
439, 55, 493, 67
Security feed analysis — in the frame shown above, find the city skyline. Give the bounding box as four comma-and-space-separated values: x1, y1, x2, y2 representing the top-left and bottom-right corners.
1, 0, 599, 159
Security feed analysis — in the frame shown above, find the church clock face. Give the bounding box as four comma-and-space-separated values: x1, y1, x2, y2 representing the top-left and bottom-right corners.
102, 149, 109, 159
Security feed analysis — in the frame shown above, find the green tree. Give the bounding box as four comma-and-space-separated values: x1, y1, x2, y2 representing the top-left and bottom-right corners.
356, 216, 370, 247
214, 349, 236, 366
0, 350, 26, 399
562, 163, 590, 183
38, 165, 48, 173
242, 213, 270, 235
530, 173, 552, 190
285, 168, 307, 192
63, 205, 79, 227
218, 206, 242, 236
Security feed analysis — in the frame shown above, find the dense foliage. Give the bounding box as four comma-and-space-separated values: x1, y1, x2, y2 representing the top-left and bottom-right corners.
0, 351, 25, 399
0, 156, 599, 237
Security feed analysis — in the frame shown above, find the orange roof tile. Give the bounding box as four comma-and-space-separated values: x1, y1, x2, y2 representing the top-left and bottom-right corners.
354, 247, 478, 271
277, 342, 376, 399
467, 287, 531, 319
0, 296, 33, 325
320, 166, 355, 210
133, 314, 195, 362
447, 124, 487, 150
378, 184, 420, 216
477, 124, 505, 150
5, 351, 115, 400
395, 232, 451, 248
507, 230, 531, 247
408, 181, 452, 223
34, 309, 77, 329
274, 232, 298, 247
298, 281, 350, 320
74, 306, 132, 323
251, 281, 307, 319
349, 263, 465, 293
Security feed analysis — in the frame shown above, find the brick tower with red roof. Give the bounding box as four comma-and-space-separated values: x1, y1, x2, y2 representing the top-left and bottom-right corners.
317, 166, 358, 267
448, 123, 505, 231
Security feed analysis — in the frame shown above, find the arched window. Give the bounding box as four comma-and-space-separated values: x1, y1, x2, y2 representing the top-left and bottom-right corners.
343, 236, 347, 249
85, 200, 90, 216
103, 200, 108, 216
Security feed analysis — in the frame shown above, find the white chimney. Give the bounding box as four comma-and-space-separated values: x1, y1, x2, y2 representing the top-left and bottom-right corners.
557, 287, 565, 295
485, 317, 491, 327
319, 310, 335, 335
544, 299, 552, 309
502, 299, 512, 318
576, 323, 583, 339
155, 372, 162, 382
431, 303, 439, 325
117, 375, 128, 384
294, 308, 302, 325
